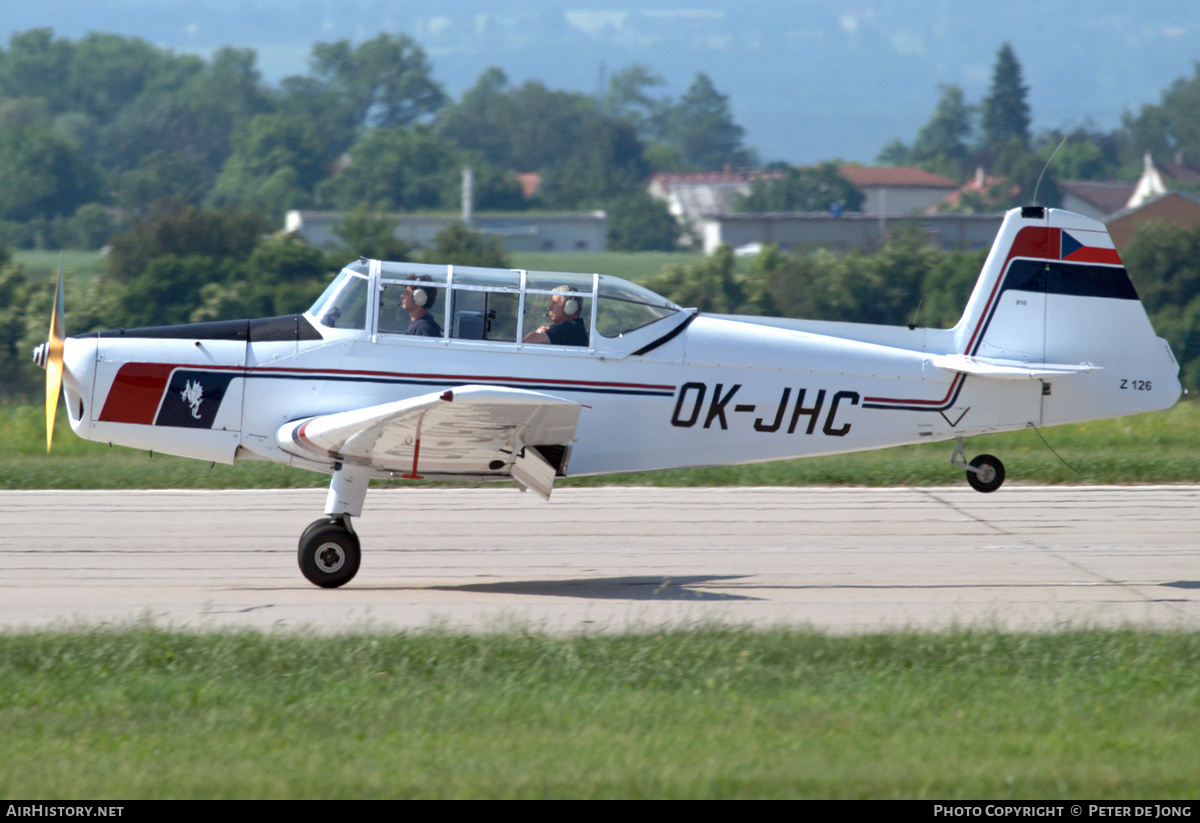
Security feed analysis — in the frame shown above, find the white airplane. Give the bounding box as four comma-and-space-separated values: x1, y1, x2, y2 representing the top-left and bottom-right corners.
34, 206, 1181, 587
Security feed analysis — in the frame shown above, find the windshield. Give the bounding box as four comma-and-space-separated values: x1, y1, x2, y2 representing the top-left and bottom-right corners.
595, 277, 681, 337
309, 267, 370, 330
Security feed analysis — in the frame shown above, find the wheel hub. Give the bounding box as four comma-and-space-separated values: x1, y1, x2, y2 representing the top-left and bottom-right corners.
315, 542, 346, 573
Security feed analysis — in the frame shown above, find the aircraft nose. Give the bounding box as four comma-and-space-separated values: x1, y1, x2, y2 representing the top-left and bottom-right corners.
60, 336, 97, 433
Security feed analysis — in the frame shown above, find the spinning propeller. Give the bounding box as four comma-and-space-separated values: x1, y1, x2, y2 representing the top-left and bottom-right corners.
32, 259, 66, 452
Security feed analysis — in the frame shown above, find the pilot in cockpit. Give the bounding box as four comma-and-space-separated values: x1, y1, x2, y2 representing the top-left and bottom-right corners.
522, 285, 587, 346
401, 276, 442, 337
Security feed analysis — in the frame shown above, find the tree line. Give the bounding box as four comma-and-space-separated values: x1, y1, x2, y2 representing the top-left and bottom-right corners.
0, 28, 755, 253
5, 32, 1200, 402
877, 43, 1200, 210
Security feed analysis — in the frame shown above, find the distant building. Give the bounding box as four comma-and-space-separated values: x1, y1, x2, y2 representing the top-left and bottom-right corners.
1125, 152, 1200, 212
1059, 181, 1137, 221
647, 170, 780, 239
700, 212, 1003, 255
649, 166, 959, 244
837, 166, 958, 217
1105, 192, 1200, 252
284, 210, 608, 254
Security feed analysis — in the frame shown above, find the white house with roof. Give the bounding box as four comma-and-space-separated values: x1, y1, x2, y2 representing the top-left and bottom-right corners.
837, 166, 959, 217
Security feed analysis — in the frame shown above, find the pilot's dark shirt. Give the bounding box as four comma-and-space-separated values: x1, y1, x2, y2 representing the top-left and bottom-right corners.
406, 313, 442, 337
545, 316, 588, 347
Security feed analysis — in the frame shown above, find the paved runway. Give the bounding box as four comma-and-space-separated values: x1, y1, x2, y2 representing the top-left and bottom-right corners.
2, 486, 1198, 633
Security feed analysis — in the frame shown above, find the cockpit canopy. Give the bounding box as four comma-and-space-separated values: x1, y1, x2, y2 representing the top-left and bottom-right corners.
307, 259, 682, 347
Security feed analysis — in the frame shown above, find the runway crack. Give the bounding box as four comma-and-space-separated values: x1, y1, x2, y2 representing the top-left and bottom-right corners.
915, 489, 1012, 536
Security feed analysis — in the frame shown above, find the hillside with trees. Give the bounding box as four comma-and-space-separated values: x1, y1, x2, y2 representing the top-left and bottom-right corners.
4, 33, 1200, 400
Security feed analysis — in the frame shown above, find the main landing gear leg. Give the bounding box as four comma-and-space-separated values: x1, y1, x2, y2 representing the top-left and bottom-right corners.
950, 437, 1006, 494
297, 464, 371, 588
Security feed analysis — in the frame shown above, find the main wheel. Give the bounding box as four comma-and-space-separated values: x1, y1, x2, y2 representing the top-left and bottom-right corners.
298, 522, 361, 588
966, 454, 1005, 493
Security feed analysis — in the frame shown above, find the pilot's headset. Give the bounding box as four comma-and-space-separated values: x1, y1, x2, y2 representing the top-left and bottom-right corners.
408, 277, 436, 309
553, 285, 580, 317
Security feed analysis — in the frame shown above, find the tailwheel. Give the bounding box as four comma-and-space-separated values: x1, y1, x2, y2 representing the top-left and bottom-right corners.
966, 454, 1005, 494
298, 516, 361, 588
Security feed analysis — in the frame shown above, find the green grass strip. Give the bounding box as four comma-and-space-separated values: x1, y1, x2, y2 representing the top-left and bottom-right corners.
4, 401, 1200, 489
1, 626, 1198, 798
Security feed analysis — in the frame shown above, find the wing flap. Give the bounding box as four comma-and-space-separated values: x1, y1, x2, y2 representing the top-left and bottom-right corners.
277, 385, 583, 498
931, 354, 1100, 380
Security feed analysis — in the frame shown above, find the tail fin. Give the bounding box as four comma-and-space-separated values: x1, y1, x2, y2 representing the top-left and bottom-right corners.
950, 206, 1180, 423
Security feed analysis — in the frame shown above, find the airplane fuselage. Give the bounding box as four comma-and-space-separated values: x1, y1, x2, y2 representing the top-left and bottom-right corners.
61, 303, 1176, 480
42, 207, 1183, 587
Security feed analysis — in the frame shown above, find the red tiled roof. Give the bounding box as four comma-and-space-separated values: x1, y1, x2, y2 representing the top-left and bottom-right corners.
839, 166, 958, 188
516, 172, 540, 198
926, 171, 1005, 213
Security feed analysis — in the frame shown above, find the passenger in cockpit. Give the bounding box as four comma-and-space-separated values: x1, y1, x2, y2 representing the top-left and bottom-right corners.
401, 276, 441, 337
522, 286, 587, 347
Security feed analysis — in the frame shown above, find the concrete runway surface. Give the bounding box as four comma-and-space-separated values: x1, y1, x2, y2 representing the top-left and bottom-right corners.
2, 485, 1198, 633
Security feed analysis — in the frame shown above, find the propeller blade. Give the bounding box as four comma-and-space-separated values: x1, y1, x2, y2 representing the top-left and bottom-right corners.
45, 259, 65, 452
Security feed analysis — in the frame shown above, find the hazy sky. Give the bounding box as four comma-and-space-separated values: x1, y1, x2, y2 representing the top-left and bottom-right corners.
6, 1, 1200, 164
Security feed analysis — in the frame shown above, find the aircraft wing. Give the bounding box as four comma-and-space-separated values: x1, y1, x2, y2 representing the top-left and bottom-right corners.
277, 385, 583, 499
931, 354, 1100, 380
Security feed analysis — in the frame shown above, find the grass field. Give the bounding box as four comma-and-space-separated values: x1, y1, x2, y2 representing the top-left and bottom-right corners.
509, 249, 703, 283
4, 388, 1198, 798
0, 626, 1197, 799
5, 399, 1199, 490
11, 249, 110, 289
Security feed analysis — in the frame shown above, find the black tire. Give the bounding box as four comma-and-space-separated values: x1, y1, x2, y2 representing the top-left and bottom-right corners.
298, 523, 361, 588
966, 454, 1005, 493
299, 517, 336, 551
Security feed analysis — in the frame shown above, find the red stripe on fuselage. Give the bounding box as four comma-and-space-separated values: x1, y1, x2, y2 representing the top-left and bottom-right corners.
97, 363, 176, 424
246, 365, 675, 391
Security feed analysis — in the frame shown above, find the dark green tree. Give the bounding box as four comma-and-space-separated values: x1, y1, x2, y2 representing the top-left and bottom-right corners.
438, 72, 593, 173
96, 47, 270, 181
437, 70, 648, 206
208, 112, 333, 214
735, 164, 864, 213
107, 203, 269, 282
875, 138, 913, 166
65, 32, 164, 120
911, 85, 974, 180
536, 116, 649, 207
662, 73, 750, 170
331, 207, 414, 261
981, 43, 1031, 158
1035, 129, 1118, 182
320, 126, 464, 212
644, 245, 742, 313
606, 191, 679, 251
1119, 62, 1200, 170
0, 29, 73, 111
309, 34, 446, 132
603, 64, 670, 142
114, 151, 207, 213
422, 222, 509, 268
0, 124, 102, 221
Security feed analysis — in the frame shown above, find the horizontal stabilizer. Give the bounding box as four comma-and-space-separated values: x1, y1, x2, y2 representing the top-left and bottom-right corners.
931, 354, 1099, 380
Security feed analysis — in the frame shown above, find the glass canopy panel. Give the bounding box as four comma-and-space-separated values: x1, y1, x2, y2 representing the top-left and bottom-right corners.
377, 267, 448, 336
521, 272, 592, 345
449, 268, 520, 291
309, 269, 370, 330
594, 277, 680, 338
